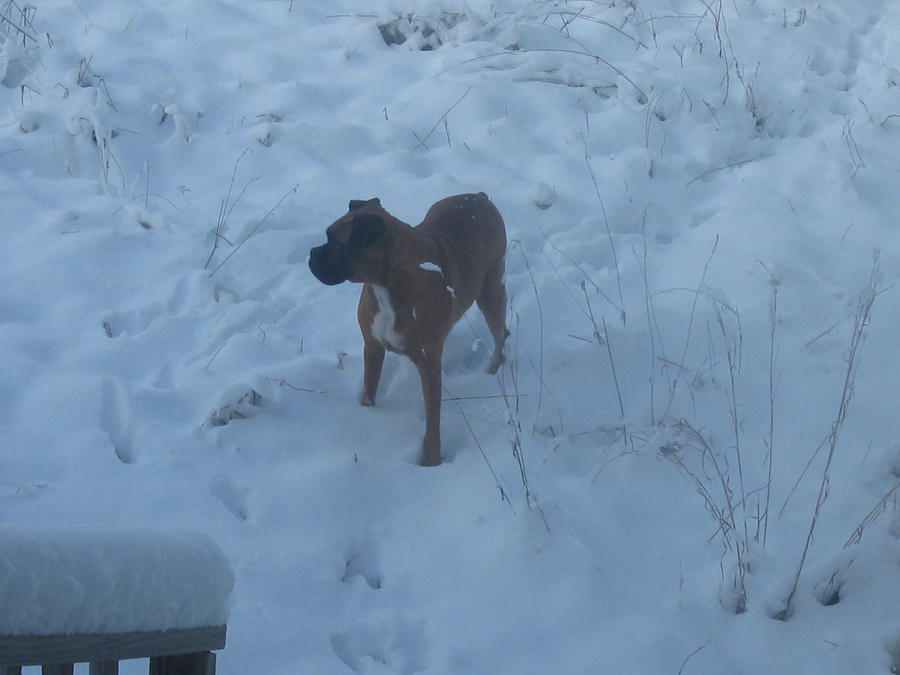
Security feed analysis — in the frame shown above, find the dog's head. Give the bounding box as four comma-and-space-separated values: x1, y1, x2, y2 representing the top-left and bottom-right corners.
309, 198, 389, 285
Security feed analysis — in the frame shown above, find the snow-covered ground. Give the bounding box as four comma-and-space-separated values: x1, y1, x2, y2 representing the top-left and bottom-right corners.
1, 0, 898, 672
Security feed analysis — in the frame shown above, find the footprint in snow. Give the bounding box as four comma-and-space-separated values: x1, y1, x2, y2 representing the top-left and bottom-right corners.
887, 634, 900, 674
101, 272, 200, 339
331, 615, 428, 674
210, 474, 250, 522
813, 569, 845, 607
0, 483, 47, 504
100, 378, 137, 464
340, 539, 383, 590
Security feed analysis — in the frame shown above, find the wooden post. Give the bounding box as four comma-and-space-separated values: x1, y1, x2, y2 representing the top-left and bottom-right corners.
149, 652, 216, 675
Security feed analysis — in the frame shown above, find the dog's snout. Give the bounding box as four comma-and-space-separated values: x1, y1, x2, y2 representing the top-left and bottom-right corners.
309, 243, 350, 286
308, 244, 325, 265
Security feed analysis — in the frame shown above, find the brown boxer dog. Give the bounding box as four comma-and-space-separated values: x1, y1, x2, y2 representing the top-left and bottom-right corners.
309, 193, 508, 466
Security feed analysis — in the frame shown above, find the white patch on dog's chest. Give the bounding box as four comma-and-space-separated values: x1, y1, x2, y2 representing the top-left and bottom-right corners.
371, 285, 404, 351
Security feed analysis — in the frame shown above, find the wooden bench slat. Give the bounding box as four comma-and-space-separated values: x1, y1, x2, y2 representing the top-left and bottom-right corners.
89, 660, 119, 675
149, 652, 216, 675
42, 665, 73, 675
0, 625, 226, 667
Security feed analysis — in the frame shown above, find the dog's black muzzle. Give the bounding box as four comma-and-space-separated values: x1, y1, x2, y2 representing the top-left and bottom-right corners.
309, 244, 352, 286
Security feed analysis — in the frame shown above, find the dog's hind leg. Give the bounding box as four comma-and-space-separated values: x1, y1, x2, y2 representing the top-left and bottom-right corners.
477, 256, 509, 375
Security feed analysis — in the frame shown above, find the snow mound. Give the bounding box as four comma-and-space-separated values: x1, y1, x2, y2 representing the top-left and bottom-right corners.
0, 526, 233, 636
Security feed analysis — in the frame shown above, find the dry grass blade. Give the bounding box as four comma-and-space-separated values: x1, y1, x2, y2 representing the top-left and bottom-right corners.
661, 236, 718, 421
0, 0, 38, 44
515, 242, 544, 413
549, 10, 648, 49
677, 642, 709, 675
461, 49, 647, 103
581, 135, 625, 325
844, 480, 899, 549
665, 419, 747, 612
762, 282, 778, 546
580, 282, 625, 418
411, 87, 470, 151
210, 183, 300, 276
205, 149, 254, 270
777, 254, 881, 620
541, 227, 620, 317
712, 298, 748, 545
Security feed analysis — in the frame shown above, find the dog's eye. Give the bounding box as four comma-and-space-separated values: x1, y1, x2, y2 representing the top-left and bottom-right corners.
351, 213, 385, 249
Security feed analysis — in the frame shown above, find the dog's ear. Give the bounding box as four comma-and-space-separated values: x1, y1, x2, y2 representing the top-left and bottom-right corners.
348, 197, 381, 212
349, 212, 386, 249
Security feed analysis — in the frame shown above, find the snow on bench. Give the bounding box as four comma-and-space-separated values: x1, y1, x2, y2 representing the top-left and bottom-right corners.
0, 526, 234, 675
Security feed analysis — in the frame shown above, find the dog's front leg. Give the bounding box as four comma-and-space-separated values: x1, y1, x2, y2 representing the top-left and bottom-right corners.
362, 338, 385, 406
415, 351, 443, 467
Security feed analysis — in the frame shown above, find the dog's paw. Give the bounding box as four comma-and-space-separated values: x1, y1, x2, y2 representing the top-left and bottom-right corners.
486, 352, 505, 375
421, 443, 442, 467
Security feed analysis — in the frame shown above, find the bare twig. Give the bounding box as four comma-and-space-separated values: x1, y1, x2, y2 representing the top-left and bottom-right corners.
264, 376, 327, 395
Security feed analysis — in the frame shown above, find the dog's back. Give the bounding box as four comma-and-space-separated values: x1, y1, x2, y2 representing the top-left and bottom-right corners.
416, 193, 506, 314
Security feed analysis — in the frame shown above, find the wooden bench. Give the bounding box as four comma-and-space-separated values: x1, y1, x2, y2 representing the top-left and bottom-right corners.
0, 624, 226, 675
0, 527, 233, 675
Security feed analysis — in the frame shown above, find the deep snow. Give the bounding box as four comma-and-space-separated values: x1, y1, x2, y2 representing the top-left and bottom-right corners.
1, 0, 899, 673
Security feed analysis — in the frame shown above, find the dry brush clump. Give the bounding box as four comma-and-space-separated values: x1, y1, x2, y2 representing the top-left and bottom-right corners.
472, 1, 892, 618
